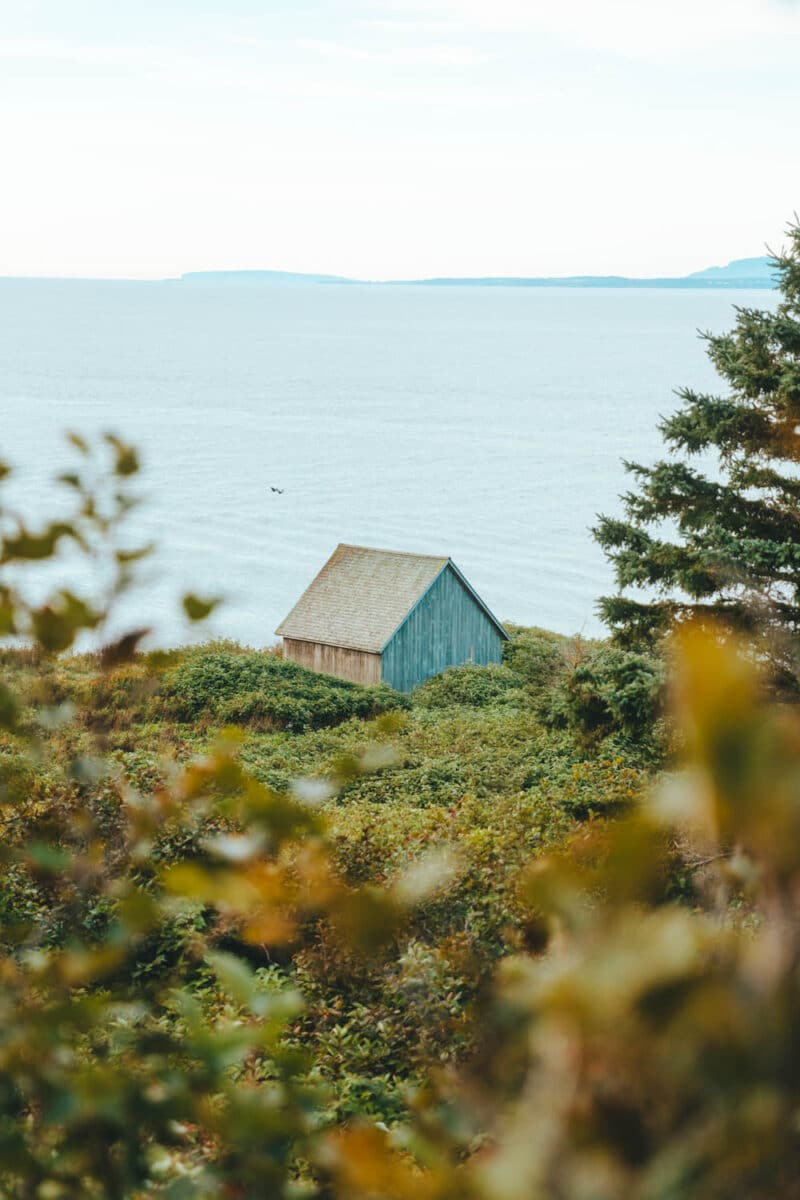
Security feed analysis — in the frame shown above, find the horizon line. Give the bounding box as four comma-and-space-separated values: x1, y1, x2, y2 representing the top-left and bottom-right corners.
0, 254, 778, 289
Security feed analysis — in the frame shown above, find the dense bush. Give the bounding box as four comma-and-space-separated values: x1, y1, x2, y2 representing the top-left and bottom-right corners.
539, 640, 666, 743
412, 662, 526, 708
501, 625, 666, 747
502, 623, 568, 691
159, 648, 409, 730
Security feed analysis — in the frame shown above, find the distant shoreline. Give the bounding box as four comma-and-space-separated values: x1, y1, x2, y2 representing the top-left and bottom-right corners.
0, 276, 779, 291
178, 257, 778, 290
0, 256, 779, 290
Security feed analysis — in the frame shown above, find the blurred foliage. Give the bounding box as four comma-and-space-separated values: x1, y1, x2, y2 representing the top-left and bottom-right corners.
318, 632, 800, 1200
2, 435, 799, 1198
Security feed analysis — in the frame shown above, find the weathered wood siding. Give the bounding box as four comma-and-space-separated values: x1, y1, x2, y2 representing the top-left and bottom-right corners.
283, 637, 382, 686
381, 564, 503, 692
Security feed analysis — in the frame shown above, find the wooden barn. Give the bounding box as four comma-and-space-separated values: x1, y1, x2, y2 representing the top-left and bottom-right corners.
275, 543, 508, 692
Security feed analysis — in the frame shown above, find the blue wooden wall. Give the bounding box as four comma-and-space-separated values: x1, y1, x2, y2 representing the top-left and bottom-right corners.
381, 565, 504, 692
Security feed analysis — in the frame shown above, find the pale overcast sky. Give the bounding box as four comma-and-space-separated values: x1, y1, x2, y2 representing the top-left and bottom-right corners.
1, 0, 799, 279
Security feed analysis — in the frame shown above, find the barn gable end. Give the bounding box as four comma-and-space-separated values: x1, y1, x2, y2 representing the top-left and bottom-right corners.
381, 561, 506, 692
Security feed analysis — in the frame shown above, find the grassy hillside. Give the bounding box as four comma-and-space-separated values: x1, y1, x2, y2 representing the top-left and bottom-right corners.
0, 629, 660, 1132
5, 614, 796, 1198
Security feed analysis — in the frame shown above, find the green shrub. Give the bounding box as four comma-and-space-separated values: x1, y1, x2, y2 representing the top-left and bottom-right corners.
158, 650, 409, 731
541, 641, 666, 742
0, 754, 35, 806
412, 663, 526, 709
502, 624, 569, 692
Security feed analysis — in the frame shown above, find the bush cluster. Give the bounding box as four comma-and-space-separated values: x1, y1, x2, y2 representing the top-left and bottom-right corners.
413, 662, 526, 709
158, 647, 410, 731
540, 641, 666, 740
402, 628, 666, 751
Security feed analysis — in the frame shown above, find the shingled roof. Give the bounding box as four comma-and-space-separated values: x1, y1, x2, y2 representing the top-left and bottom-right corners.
275, 544, 504, 654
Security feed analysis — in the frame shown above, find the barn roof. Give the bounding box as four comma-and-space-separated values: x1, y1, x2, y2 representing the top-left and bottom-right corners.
275, 543, 507, 654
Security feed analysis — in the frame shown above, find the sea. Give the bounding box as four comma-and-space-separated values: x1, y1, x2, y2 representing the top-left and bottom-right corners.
0, 279, 777, 648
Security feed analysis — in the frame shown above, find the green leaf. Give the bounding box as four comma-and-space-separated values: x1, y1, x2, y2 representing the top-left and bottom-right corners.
25, 842, 72, 872
1, 522, 76, 564
99, 627, 151, 669
0, 588, 16, 635
182, 593, 221, 622
104, 432, 139, 476
30, 592, 101, 653
57, 472, 83, 490
115, 543, 154, 564
206, 951, 259, 1009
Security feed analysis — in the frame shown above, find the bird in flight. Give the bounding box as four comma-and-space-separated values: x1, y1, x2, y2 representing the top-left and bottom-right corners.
270, 486, 284, 494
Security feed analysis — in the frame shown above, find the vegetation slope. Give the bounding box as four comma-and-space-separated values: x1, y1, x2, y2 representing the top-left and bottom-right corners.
0, 629, 661, 1138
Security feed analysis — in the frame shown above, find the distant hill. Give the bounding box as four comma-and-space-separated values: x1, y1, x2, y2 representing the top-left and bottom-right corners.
178, 256, 778, 290
687, 256, 777, 282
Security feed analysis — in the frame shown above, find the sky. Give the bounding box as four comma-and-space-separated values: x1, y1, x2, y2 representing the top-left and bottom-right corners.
1, 0, 799, 279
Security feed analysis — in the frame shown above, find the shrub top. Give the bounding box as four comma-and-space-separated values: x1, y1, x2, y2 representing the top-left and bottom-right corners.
159, 649, 409, 731
412, 663, 526, 709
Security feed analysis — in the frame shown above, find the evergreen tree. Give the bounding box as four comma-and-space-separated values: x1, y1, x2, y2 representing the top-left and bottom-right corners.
594, 219, 800, 686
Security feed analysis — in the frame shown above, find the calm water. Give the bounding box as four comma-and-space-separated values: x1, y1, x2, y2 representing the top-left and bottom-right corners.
0, 280, 776, 647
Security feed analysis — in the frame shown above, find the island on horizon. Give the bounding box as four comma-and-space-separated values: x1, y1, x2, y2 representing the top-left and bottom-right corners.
178, 255, 779, 290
